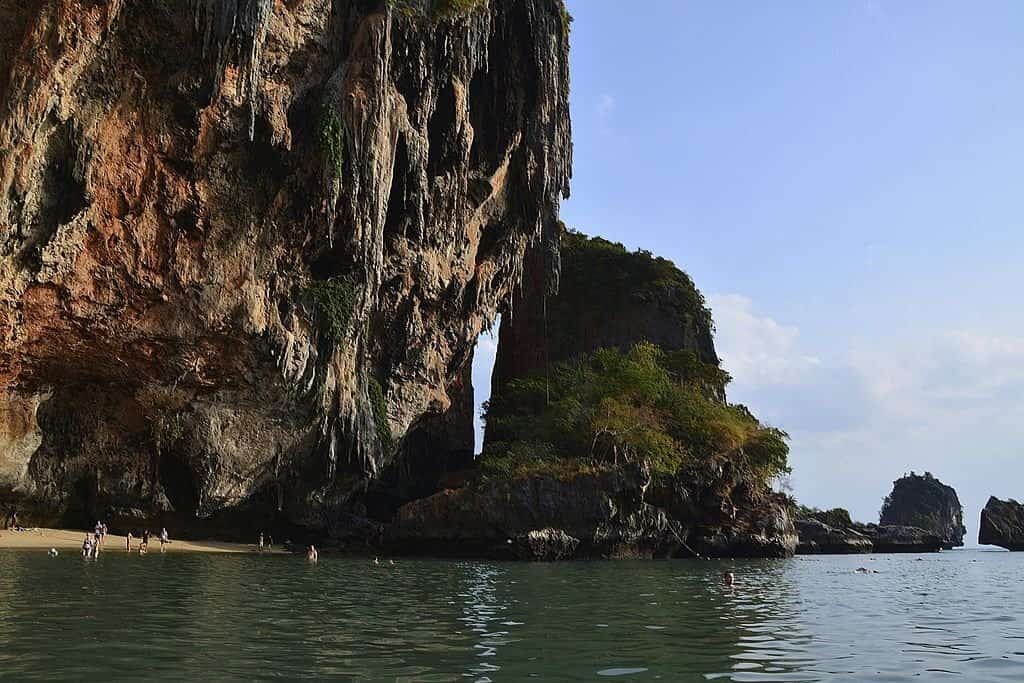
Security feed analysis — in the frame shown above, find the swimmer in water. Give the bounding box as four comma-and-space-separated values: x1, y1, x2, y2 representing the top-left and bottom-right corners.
723, 571, 735, 586
307, 545, 318, 562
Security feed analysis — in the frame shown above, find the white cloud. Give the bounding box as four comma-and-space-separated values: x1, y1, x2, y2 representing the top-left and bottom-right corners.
848, 330, 1024, 425
709, 293, 1024, 542
709, 293, 820, 387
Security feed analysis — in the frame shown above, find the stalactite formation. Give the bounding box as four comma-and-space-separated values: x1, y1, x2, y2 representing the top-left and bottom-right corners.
0, 0, 572, 538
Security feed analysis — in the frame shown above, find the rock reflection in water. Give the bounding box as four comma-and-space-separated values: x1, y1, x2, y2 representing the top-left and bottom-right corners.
1, 551, 1023, 680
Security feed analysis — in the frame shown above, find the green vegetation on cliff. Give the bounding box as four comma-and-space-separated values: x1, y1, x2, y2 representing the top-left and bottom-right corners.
796, 505, 854, 528
559, 230, 713, 331
367, 376, 393, 449
482, 341, 789, 484
317, 101, 344, 180
304, 278, 358, 342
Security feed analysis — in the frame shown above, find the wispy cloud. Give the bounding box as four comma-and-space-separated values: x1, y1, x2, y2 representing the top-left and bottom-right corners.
709, 293, 820, 387
712, 292, 1024, 536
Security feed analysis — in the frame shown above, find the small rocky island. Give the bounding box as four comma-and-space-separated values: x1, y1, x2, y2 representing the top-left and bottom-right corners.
794, 508, 944, 554
879, 472, 965, 549
979, 497, 1024, 550
795, 471, 964, 555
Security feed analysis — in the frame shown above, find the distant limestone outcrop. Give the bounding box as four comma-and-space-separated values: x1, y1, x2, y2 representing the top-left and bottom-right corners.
879, 472, 966, 548
979, 497, 1024, 550
795, 519, 873, 554
794, 505, 944, 554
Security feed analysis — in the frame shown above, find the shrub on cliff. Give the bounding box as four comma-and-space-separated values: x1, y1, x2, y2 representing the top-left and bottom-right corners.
482, 342, 789, 485
796, 505, 854, 529
559, 230, 714, 333
303, 277, 358, 342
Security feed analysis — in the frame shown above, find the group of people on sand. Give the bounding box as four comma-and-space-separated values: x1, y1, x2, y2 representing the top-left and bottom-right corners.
128, 527, 170, 554
79, 522, 170, 558
81, 522, 108, 558
257, 530, 318, 561
257, 532, 275, 552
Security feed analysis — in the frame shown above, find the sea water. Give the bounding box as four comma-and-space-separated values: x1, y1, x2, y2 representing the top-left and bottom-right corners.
0, 549, 1020, 681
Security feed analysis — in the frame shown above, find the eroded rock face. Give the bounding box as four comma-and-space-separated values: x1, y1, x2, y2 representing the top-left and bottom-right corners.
391, 460, 797, 560
979, 497, 1024, 551
0, 0, 571, 536
879, 473, 965, 548
860, 524, 944, 553
795, 519, 872, 555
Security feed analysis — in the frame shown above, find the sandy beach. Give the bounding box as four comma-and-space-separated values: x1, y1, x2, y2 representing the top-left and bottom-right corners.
0, 528, 268, 554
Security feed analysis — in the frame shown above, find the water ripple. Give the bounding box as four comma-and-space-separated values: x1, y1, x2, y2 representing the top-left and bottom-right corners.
1, 551, 1023, 680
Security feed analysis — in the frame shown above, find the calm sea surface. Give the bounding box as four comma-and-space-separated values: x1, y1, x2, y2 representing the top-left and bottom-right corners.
0, 549, 1021, 681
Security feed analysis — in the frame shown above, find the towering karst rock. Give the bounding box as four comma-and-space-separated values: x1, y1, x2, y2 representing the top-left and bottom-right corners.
393, 230, 797, 559
0, 0, 571, 535
879, 472, 965, 548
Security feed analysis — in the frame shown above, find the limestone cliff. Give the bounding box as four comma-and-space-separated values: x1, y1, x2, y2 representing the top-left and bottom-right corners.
0, 0, 571, 537
879, 472, 965, 549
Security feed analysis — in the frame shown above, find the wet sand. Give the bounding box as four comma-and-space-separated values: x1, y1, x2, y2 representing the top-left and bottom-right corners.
0, 528, 274, 554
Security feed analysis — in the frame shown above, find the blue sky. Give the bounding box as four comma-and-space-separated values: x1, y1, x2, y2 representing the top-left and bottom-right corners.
475, 0, 1024, 544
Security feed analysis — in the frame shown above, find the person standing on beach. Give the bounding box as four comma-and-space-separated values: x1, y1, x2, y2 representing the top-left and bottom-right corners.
258, 532, 264, 552
160, 527, 169, 552
126, 532, 133, 552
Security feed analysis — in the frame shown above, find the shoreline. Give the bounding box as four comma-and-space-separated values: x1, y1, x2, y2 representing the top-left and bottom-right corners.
0, 528, 280, 554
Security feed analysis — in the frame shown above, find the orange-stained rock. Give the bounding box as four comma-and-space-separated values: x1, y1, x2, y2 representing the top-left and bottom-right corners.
0, 0, 572, 538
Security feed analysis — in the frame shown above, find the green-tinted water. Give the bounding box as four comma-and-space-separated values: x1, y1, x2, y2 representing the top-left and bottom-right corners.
0, 550, 1021, 681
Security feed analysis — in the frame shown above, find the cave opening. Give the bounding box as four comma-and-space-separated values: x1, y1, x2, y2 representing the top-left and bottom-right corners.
427, 79, 458, 178
383, 132, 410, 242
61, 475, 98, 530
159, 451, 200, 516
